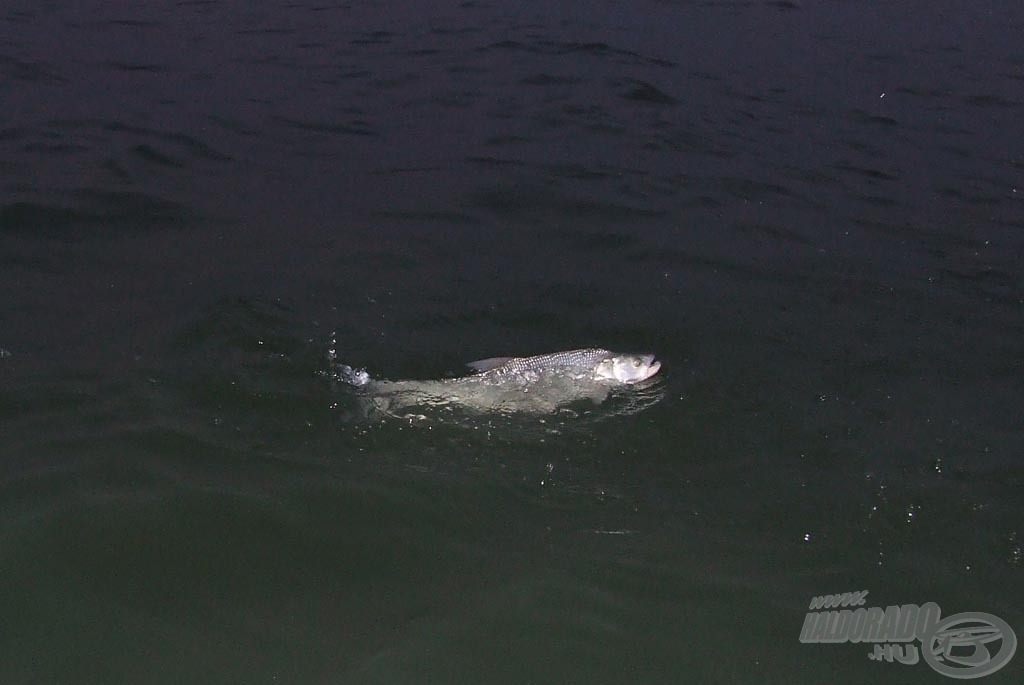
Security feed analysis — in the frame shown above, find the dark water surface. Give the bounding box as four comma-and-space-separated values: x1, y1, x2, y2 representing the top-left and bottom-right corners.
2, 1, 1022, 682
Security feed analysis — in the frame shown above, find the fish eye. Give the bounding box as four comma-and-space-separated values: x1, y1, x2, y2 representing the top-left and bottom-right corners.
632, 359, 641, 367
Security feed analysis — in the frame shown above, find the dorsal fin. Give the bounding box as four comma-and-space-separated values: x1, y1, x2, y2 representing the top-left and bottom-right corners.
466, 356, 513, 373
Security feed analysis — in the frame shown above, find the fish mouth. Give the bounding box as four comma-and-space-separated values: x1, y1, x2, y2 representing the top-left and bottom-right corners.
622, 354, 660, 383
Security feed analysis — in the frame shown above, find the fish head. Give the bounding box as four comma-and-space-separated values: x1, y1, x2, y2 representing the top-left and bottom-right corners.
594, 353, 662, 384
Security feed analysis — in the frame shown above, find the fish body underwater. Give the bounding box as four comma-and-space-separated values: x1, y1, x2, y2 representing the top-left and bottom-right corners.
333, 348, 662, 418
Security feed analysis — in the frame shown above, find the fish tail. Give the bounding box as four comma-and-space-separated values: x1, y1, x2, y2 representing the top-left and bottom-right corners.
332, 362, 371, 387
328, 331, 371, 387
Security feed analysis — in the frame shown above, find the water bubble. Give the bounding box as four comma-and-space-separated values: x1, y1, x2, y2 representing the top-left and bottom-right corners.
905, 504, 919, 524
1008, 532, 1021, 567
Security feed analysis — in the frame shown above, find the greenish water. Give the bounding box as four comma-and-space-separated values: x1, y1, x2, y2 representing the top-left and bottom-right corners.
2, 0, 1022, 682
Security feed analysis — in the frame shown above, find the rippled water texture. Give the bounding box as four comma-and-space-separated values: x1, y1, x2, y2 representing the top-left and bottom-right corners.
2, 1, 1022, 682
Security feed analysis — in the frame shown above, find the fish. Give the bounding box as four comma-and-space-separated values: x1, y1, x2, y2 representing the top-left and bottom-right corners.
332, 348, 662, 418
